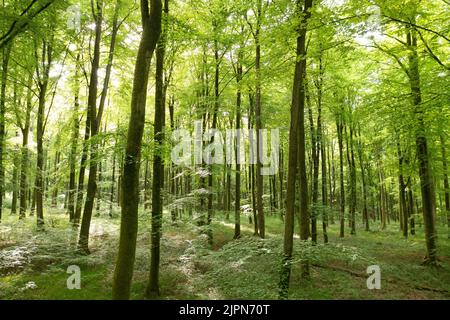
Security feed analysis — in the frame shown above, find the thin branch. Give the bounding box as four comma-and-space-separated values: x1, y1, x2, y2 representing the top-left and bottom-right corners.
417, 30, 450, 71
383, 15, 450, 43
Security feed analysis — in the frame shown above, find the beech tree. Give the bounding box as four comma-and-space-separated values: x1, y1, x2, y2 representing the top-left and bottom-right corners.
112, 0, 162, 300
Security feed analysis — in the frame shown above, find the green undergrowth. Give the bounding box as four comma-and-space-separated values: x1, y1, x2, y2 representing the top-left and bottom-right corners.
0, 208, 449, 300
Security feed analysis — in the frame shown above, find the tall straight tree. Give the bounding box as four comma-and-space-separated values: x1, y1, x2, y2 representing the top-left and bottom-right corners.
254, 0, 265, 239
406, 20, 437, 264
279, 0, 313, 299
246, 0, 265, 238
112, 0, 162, 300
76, 0, 104, 234
79, 0, 123, 253
315, 54, 328, 243
233, 37, 244, 240
19, 74, 33, 219
146, 0, 169, 298
336, 109, 345, 238
67, 54, 81, 222
307, 81, 319, 244
34, 37, 53, 228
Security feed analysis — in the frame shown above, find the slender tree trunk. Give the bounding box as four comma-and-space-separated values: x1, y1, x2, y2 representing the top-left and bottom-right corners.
279, 0, 313, 299
51, 151, 60, 208
68, 59, 80, 222
234, 49, 243, 240
408, 186, 416, 235
328, 138, 336, 223
0, 45, 11, 222
36, 84, 47, 228
74, 110, 90, 226
397, 140, 408, 238
109, 143, 116, 217
249, 93, 258, 235
206, 23, 221, 244
96, 155, 103, 216
316, 57, 328, 243
407, 24, 437, 263
307, 82, 319, 244
78, 0, 105, 253
35, 39, 53, 228
349, 126, 357, 235
357, 128, 369, 231
336, 116, 345, 238
19, 74, 33, 219
279, 148, 284, 216
113, 0, 162, 300
379, 164, 387, 230
11, 153, 19, 214
254, 0, 265, 239
440, 134, 450, 238
146, 0, 167, 297
143, 159, 150, 210
30, 183, 36, 215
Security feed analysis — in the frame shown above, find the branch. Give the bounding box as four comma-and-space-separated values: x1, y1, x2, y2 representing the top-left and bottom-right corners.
0, 0, 55, 50
371, 42, 411, 79
383, 15, 450, 43
417, 30, 450, 71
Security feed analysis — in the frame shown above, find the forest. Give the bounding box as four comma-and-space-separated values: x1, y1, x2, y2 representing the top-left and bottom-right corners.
0, 0, 449, 301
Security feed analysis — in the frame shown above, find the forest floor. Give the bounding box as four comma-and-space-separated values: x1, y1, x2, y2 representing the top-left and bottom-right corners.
0, 207, 449, 300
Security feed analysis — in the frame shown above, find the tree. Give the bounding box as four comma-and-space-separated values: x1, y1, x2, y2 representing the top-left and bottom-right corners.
279, 0, 313, 300
406, 20, 437, 264
246, 0, 266, 238
146, 0, 169, 298
112, 0, 162, 300
0, 44, 12, 223
34, 36, 54, 228
79, 0, 123, 253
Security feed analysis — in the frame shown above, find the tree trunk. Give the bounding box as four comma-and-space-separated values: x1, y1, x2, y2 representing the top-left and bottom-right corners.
336, 115, 345, 238
35, 39, 53, 228
279, 148, 284, 215
408, 186, 416, 235
357, 128, 369, 231
80, 0, 122, 251
96, 154, 103, 216
110, 142, 116, 217
307, 82, 318, 244
440, 134, 450, 238
19, 74, 33, 219
379, 164, 387, 230
254, 0, 265, 239
11, 153, 19, 214
146, 0, 168, 297
316, 57, 328, 243
51, 151, 60, 208
407, 24, 437, 263
249, 93, 258, 235
206, 22, 221, 244
349, 126, 357, 235
0, 45, 11, 222
113, 0, 162, 300
68, 58, 80, 222
234, 49, 243, 240
279, 0, 313, 300
397, 140, 408, 238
